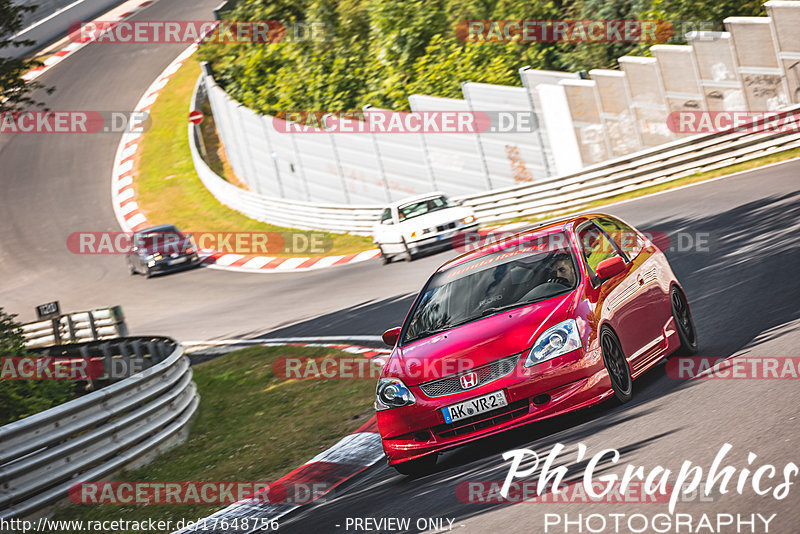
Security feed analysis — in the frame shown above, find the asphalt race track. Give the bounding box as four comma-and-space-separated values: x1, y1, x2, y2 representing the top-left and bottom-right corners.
1, 0, 799, 531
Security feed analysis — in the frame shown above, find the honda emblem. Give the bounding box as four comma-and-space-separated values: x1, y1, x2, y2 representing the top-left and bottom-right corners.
459, 372, 478, 389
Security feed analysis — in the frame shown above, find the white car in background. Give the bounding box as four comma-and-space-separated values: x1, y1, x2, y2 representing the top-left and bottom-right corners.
372, 192, 478, 263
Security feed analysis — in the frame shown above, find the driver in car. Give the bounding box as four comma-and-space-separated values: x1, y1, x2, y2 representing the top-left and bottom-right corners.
549, 256, 577, 287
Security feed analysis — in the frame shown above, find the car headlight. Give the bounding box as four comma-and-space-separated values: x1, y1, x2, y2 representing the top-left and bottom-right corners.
185, 247, 195, 254
461, 215, 475, 224
410, 229, 428, 239
149, 253, 162, 261
524, 319, 582, 367
375, 377, 416, 411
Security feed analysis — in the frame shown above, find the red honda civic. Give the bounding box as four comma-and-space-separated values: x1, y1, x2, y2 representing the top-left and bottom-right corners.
375, 214, 697, 475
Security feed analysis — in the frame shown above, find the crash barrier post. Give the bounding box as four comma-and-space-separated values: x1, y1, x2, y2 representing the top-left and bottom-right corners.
21, 306, 128, 348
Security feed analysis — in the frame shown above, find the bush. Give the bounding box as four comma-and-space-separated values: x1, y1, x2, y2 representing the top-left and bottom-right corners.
0, 309, 76, 425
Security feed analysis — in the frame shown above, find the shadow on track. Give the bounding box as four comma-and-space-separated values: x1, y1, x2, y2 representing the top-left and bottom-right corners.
642, 190, 800, 358
244, 294, 418, 341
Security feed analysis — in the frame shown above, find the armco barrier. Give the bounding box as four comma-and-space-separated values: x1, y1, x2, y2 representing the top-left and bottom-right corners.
21, 306, 128, 348
459, 106, 800, 223
191, 75, 800, 233
190, 78, 383, 235
0, 337, 198, 519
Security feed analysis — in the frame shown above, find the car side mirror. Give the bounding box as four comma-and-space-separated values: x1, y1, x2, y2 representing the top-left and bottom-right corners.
382, 326, 401, 347
595, 256, 625, 279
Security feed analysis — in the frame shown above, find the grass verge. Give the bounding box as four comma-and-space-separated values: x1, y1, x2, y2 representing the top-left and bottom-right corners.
50, 345, 376, 532
134, 57, 375, 257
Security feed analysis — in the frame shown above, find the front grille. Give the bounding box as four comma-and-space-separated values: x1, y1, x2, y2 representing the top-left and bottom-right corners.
418, 353, 521, 398
433, 399, 529, 438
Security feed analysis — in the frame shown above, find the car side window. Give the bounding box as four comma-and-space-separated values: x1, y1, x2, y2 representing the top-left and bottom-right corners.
577, 224, 621, 277
380, 208, 393, 224
595, 217, 643, 259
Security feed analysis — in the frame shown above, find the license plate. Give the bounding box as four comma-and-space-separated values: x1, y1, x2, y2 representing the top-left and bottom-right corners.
437, 234, 445, 241
168, 257, 187, 265
442, 390, 507, 424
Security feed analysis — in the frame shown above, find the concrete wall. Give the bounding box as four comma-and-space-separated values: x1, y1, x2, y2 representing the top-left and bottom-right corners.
618, 56, 674, 147
725, 17, 788, 110
687, 31, 747, 112
589, 69, 642, 157
765, 1, 800, 104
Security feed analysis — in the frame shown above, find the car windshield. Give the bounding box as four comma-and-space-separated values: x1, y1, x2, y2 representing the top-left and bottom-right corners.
398, 196, 453, 221
135, 226, 184, 250
403, 232, 578, 344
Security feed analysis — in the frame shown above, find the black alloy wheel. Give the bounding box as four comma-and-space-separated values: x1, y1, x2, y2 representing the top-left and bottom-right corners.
671, 286, 698, 355
601, 327, 633, 403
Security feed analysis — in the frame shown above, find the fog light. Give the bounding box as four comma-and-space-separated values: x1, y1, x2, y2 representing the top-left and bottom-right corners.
414, 431, 432, 442
532, 394, 551, 405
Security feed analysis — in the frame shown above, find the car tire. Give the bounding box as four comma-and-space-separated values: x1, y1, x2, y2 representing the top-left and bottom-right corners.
392, 454, 437, 477
600, 327, 633, 404
401, 239, 414, 262
670, 286, 698, 355
377, 245, 391, 265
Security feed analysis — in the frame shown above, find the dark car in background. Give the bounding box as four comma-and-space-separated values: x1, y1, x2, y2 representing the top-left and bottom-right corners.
127, 224, 200, 278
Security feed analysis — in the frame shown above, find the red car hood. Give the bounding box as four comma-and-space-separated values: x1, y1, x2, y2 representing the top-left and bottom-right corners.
386, 291, 576, 384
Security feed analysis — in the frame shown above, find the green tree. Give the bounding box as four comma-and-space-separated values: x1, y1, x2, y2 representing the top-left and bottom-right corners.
0, 308, 75, 425
0, 0, 54, 112
199, 0, 768, 115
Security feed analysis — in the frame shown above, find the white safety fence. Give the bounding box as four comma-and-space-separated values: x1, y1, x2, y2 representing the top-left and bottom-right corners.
191, 73, 800, 233
191, 80, 382, 234
0, 337, 198, 519
21, 306, 128, 348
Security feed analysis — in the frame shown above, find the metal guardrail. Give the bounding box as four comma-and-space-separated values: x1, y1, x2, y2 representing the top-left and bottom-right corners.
459, 107, 800, 223
0, 337, 198, 519
190, 78, 382, 235
191, 76, 800, 234
21, 306, 128, 348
